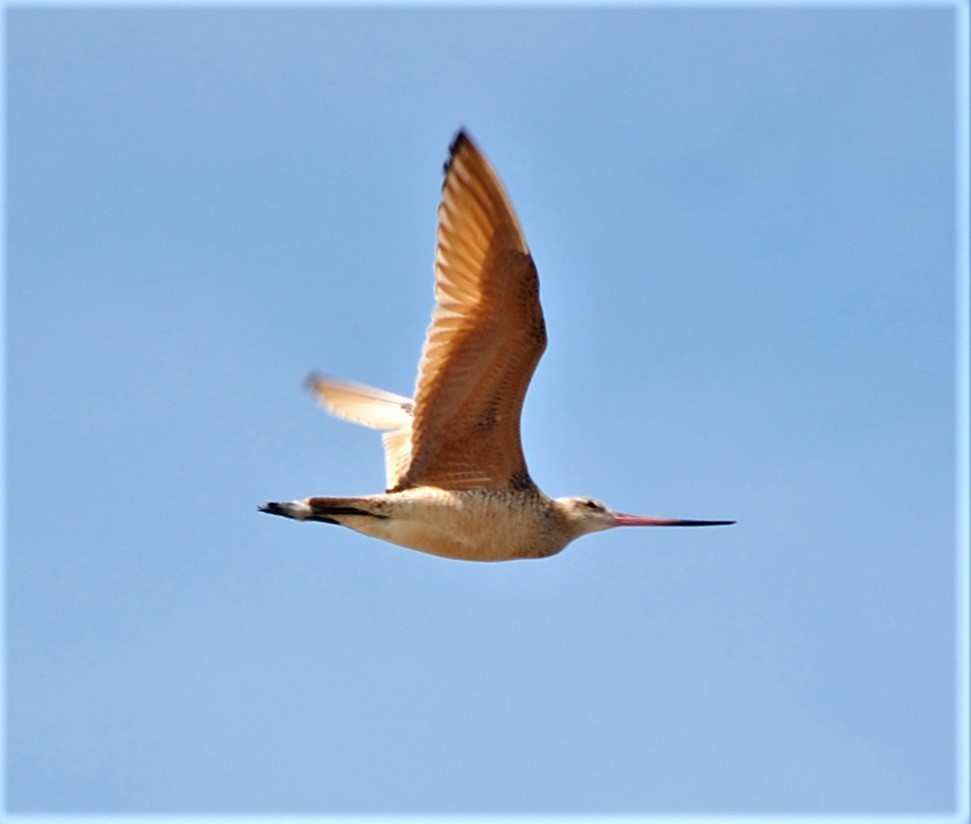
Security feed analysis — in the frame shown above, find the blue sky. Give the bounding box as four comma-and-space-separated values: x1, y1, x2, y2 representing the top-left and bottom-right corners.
5, 4, 967, 818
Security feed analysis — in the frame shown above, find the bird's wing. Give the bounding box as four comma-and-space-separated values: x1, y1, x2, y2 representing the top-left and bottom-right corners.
306, 374, 414, 490
393, 131, 547, 492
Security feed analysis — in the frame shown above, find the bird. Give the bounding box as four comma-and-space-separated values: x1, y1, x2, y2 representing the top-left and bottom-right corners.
260, 130, 734, 562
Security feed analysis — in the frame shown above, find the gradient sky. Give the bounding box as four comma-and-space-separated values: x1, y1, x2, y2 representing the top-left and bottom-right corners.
6, 4, 966, 819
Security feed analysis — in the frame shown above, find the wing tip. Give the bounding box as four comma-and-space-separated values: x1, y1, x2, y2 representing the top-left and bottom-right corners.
303, 370, 327, 395
450, 126, 472, 152
444, 126, 476, 179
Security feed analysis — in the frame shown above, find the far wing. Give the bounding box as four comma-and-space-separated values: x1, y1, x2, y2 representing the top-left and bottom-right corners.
306, 374, 414, 490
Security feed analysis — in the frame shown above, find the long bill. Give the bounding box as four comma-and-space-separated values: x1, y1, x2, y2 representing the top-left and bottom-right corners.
613, 514, 735, 527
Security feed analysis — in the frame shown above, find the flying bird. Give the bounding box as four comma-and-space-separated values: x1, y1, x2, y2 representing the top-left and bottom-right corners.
260, 131, 734, 561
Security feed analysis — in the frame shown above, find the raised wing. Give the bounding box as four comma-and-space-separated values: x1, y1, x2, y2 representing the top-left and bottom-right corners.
306, 374, 414, 490
392, 131, 547, 492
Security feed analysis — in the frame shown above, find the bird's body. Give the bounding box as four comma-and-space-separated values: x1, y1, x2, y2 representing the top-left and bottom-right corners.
268, 488, 574, 562
261, 131, 733, 561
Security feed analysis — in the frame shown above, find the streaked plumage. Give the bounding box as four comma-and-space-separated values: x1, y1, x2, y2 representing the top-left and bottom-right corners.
261, 131, 733, 561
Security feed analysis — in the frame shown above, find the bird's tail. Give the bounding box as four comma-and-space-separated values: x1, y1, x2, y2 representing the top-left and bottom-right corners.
259, 496, 389, 525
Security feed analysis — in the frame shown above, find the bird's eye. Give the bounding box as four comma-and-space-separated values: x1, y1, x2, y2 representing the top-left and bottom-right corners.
584, 499, 599, 510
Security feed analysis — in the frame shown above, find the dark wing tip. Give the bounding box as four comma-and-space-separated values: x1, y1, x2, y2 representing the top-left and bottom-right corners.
303, 370, 325, 393
449, 126, 472, 155
444, 127, 476, 179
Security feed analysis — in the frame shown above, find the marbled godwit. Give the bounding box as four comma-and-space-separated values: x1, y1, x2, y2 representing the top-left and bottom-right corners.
260, 131, 734, 561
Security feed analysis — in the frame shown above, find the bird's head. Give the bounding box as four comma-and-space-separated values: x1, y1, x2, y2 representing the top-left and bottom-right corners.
555, 496, 620, 537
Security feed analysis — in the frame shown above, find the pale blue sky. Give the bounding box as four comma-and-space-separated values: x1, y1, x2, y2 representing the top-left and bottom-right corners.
5, 4, 966, 818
